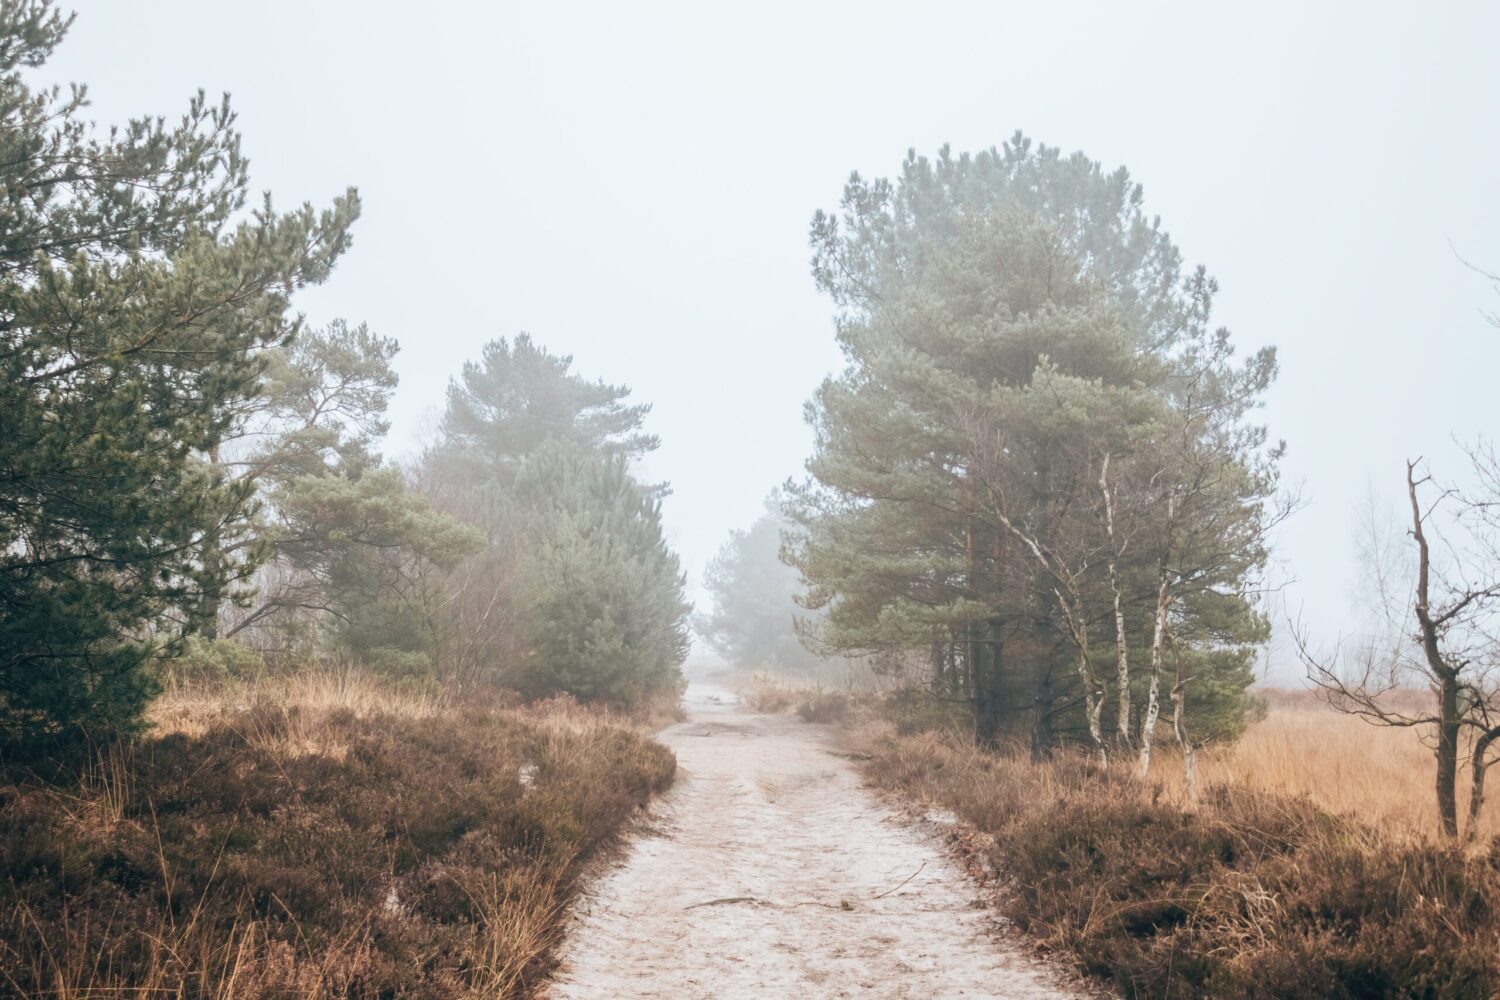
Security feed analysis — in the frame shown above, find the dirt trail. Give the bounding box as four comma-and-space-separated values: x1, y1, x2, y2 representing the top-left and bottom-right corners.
545, 683, 1084, 999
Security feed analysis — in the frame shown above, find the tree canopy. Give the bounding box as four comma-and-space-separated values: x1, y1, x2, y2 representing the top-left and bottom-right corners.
0, 3, 359, 741
788, 136, 1282, 763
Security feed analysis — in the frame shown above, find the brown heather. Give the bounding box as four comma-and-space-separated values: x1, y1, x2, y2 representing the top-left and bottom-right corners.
0, 669, 675, 999
852, 694, 1500, 1000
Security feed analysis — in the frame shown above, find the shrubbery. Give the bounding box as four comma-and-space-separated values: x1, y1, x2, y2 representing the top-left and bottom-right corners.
855, 702, 1500, 999
166, 636, 268, 685
0, 672, 674, 998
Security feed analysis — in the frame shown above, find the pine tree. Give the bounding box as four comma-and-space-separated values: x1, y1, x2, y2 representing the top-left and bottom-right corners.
225, 321, 481, 675
436, 333, 658, 485
789, 136, 1281, 757
0, 3, 359, 743
698, 492, 820, 672
420, 334, 689, 702
513, 444, 689, 703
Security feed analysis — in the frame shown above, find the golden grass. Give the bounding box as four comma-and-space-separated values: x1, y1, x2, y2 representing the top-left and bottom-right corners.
851, 718, 1500, 998
1151, 698, 1500, 843
1, 667, 677, 999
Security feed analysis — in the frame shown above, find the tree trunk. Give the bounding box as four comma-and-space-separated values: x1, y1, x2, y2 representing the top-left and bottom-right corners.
197, 443, 226, 641
1078, 647, 1107, 767
1136, 571, 1170, 778
1110, 582, 1130, 745
1099, 453, 1132, 746
974, 627, 1003, 747
966, 507, 992, 745
1057, 588, 1106, 766
1465, 725, 1500, 842
1408, 462, 1461, 838
1436, 670, 1460, 838
1030, 651, 1054, 762
930, 632, 947, 695
1170, 638, 1196, 805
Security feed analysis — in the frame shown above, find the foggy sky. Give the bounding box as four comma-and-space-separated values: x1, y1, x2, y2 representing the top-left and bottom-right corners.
43, 1, 1500, 679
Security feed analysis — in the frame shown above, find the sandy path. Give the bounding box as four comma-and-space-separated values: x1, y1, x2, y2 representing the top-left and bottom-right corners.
544, 683, 1084, 999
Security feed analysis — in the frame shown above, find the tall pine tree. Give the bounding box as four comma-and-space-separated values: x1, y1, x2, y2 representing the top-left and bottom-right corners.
789, 136, 1281, 758
0, 3, 359, 742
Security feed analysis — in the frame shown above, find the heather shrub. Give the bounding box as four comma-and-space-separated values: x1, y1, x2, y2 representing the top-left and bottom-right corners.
0, 674, 674, 999
855, 721, 1500, 999
796, 689, 852, 723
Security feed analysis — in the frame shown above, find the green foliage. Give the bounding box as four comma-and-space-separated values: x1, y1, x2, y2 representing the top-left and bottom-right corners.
788, 135, 1280, 751
220, 321, 481, 675
696, 492, 821, 672
514, 446, 689, 704
168, 637, 266, 685
420, 333, 689, 704
0, 3, 358, 744
883, 687, 974, 735
437, 333, 658, 483
270, 465, 481, 670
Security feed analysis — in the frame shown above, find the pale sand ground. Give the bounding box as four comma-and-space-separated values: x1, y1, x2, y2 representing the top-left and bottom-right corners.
544, 683, 1085, 999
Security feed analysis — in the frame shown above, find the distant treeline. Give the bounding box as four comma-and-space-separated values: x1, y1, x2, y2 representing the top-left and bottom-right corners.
0, 2, 688, 749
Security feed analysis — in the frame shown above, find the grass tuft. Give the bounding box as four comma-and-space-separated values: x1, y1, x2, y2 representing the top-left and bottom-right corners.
851, 699, 1500, 999
0, 668, 674, 999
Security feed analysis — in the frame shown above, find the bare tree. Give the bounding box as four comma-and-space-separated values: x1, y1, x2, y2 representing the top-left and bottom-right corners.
1303, 457, 1500, 839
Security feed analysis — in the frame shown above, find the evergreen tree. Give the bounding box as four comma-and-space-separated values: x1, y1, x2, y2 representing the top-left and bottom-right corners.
513, 444, 689, 703
228, 321, 481, 674
698, 492, 821, 672
420, 334, 688, 702
437, 333, 658, 484
789, 136, 1281, 758
0, 3, 359, 742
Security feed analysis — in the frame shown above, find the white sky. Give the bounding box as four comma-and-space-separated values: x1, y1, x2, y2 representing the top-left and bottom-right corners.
45, 1, 1500, 678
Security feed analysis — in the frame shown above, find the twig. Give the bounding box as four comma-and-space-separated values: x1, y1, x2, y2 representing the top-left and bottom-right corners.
872, 862, 926, 899
683, 896, 765, 910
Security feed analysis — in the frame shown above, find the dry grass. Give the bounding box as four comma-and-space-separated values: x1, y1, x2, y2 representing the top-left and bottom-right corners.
0, 668, 676, 999
851, 693, 1500, 999
735, 669, 887, 721
737, 674, 802, 713
1150, 693, 1500, 843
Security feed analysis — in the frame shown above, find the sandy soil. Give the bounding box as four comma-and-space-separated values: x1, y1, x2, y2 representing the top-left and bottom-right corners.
544, 682, 1085, 999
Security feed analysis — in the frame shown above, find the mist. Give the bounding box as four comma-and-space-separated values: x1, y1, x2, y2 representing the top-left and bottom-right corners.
9, 3, 1500, 994
31, 1, 1498, 680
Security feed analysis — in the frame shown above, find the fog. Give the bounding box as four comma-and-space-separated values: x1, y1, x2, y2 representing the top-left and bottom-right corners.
45, 0, 1500, 678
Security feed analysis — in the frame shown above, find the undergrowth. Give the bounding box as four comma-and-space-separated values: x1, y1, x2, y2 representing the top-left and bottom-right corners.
852, 698, 1500, 999
0, 670, 675, 998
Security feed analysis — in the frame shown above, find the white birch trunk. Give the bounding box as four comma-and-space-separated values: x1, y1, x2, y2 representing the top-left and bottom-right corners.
1136, 570, 1170, 778
1099, 454, 1132, 744
1058, 588, 1107, 768
1171, 668, 1198, 806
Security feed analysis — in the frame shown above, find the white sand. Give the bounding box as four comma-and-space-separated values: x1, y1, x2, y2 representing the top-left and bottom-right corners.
545, 683, 1085, 999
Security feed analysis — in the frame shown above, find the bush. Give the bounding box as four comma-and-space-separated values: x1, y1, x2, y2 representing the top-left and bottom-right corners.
796, 689, 852, 723
739, 676, 799, 713
883, 686, 973, 735
363, 645, 438, 683
0, 672, 675, 998
166, 636, 268, 685
854, 722, 1500, 999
